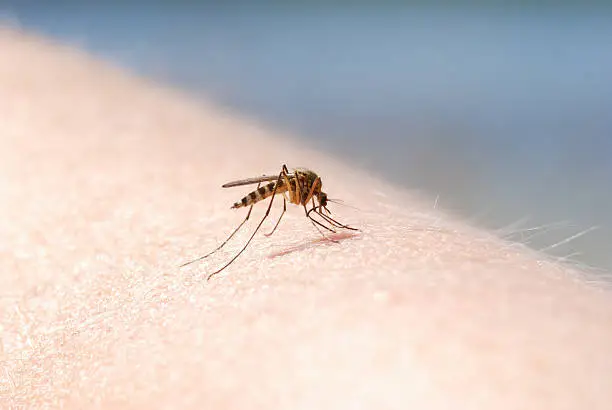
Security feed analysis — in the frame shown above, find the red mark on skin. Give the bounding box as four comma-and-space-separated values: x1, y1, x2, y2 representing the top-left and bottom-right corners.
268, 231, 360, 258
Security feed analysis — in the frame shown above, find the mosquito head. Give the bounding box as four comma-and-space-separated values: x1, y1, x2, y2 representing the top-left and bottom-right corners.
318, 191, 328, 207
317, 191, 333, 215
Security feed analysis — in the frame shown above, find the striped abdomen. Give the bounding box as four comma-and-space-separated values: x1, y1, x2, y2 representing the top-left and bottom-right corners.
232, 180, 290, 209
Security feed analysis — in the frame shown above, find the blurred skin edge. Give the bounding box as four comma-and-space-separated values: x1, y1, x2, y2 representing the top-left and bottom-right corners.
1, 27, 612, 409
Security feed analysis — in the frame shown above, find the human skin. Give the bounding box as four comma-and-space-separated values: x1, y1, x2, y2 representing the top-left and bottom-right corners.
1, 28, 611, 409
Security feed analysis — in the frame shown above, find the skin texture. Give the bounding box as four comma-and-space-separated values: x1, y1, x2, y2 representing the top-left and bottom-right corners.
1, 28, 612, 409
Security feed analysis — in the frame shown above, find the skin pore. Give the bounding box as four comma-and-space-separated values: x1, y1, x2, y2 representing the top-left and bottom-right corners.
1, 29, 611, 409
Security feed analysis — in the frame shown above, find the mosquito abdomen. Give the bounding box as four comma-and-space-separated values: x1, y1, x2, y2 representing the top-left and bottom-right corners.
232, 181, 287, 208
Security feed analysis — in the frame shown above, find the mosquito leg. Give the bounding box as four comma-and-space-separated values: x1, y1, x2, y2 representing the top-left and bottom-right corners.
304, 205, 335, 233
294, 173, 302, 204
307, 205, 359, 231
315, 209, 346, 228
180, 183, 262, 268
317, 210, 359, 231
304, 177, 321, 205
207, 166, 287, 281
303, 204, 341, 245
282, 166, 295, 204
307, 205, 337, 227
303, 181, 352, 232
305, 204, 327, 238
264, 197, 286, 237
310, 217, 340, 243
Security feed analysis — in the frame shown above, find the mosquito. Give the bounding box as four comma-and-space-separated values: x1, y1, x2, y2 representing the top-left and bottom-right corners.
180, 164, 358, 280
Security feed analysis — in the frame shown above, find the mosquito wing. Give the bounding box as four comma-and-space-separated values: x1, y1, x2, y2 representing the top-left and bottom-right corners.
222, 174, 283, 188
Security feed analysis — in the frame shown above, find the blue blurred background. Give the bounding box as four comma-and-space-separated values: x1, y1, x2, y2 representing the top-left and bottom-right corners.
1, 2, 611, 272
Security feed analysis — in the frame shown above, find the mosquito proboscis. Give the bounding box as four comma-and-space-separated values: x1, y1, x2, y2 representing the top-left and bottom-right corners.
180, 164, 358, 280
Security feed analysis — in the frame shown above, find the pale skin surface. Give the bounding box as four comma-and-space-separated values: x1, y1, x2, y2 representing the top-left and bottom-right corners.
1, 28, 611, 409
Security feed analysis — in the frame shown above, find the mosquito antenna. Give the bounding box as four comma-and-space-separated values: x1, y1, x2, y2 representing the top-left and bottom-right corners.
326, 198, 360, 211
